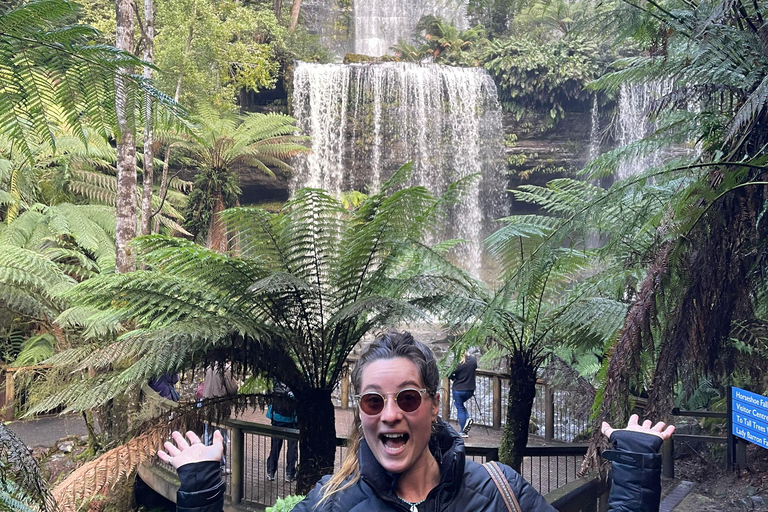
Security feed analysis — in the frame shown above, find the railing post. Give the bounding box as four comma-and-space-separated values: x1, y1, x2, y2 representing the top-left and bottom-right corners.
340, 365, 350, 410
230, 425, 244, 504
4, 370, 14, 421
492, 376, 501, 429
441, 377, 451, 421
545, 384, 554, 442
662, 437, 674, 478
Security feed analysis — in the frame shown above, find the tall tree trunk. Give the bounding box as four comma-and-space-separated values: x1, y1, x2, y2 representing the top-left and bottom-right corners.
273, 0, 283, 19
294, 388, 336, 494
153, 1, 196, 233
288, 0, 301, 30
140, 0, 155, 235
498, 355, 537, 473
115, 0, 137, 272
206, 189, 227, 252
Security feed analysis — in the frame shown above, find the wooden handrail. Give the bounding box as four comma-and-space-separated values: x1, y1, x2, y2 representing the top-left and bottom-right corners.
545, 474, 609, 512
671, 407, 727, 419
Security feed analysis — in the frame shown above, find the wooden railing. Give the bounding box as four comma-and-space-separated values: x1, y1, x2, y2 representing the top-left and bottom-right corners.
662, 407, 749, 477
337, 365, 591, 443
3, 360, 591, 444
199, 420, 603, 511
1, 364, 52, 421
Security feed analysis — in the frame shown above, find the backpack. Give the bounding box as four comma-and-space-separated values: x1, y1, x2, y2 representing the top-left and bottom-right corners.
272, 381, 297, 418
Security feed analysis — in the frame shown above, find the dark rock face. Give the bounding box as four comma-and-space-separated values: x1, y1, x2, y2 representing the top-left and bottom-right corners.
239, 167, 292, 205
235, 108, 609, 210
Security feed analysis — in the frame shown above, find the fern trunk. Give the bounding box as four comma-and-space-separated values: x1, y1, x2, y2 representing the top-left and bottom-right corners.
498, 357, 537, 473
207, 190, 227, 252
295, 388, 336, 494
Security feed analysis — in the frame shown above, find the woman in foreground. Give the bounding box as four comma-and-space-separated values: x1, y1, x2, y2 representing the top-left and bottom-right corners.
159, 332, 674, 512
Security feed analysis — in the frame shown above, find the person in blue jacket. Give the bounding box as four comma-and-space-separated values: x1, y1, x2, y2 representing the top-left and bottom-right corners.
266, 380, 299, 482
158, 332, 675, 512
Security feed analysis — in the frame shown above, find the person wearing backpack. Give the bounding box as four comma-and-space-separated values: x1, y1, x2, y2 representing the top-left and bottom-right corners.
266, 380, 298, 482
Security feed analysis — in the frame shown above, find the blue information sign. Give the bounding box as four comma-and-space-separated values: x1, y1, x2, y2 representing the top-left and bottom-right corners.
732, 387, 768, 449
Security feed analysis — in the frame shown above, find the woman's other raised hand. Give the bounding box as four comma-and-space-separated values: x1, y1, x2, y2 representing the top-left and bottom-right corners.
601, 413, 675, 441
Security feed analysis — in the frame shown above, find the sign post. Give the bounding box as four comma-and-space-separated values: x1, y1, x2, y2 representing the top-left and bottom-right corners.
730, 386, 768, 471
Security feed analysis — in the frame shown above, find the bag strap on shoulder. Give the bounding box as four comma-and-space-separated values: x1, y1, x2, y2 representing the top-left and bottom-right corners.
482, 461, 523, 512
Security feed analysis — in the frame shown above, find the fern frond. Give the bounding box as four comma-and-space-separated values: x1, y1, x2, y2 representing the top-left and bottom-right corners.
51, 426, 167, 512
0, 423, 52, 512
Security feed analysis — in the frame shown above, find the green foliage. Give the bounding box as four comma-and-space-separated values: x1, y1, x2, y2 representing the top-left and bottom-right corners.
281, 27, 335, 65
340, 190, 367, 210
266, 494, 305, 512
11, 333, 55, 367
467, 0, 520, 36
238, 374, 270, 395
512, 0, 598, 39
514, 0, 768, 469
154, 0, 286, 110
390, 16, 487, 66
482, 36, 600, 130
0, 423, 52, 512
0, 0, 180, 163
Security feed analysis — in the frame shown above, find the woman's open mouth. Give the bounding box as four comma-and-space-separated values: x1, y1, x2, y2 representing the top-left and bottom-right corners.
380, 433, 409, 452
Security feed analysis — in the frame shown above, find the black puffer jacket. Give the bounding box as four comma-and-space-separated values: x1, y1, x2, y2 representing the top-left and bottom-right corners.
293, 420, 554, 512
176, 421, 664, 512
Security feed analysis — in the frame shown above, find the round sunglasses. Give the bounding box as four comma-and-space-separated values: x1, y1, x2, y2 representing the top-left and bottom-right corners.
355, 388, 428, 415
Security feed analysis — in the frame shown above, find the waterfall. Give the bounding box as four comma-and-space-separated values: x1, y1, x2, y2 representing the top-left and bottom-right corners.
588, 93, 600, 161
354, 0, 469, 57
292, 61, 508, 277
616, 81, 672, 180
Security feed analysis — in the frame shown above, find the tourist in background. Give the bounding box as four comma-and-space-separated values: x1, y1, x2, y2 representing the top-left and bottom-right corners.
160, 332, 675, 512
201, 362, 238, 472
266, 380, 299, 482
148, 372, 180, 402
449, 349, 477, 437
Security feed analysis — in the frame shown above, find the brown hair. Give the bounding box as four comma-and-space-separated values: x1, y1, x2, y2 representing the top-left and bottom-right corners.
316, 331, 439, 506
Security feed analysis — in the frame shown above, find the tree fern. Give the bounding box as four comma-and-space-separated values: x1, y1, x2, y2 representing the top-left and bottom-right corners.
179, 107, 309, 247
32, 174, 476, 491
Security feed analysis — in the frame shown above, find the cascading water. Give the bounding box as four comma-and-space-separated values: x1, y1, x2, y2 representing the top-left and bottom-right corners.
354, 0, 469, 57
616, 81, 672, 180
292, 61, 508, 277
588, 93, 600, 161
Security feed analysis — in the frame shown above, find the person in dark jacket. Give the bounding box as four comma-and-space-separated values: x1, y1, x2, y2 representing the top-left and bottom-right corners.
148, 372, 180, 401
266, 380, 299, 482
158, 332, 674, 512
449, 350, 477, 437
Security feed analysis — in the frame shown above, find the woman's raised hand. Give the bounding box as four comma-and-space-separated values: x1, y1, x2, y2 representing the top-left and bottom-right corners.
158, 430, 223, 469
601, 413, 675, 441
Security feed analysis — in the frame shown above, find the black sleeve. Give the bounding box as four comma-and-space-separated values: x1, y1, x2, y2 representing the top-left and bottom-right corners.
176, 461, 225, 512
604, 431, 664, 512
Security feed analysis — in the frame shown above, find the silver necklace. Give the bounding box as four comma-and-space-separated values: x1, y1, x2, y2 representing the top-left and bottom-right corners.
397, 495, 427, 512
